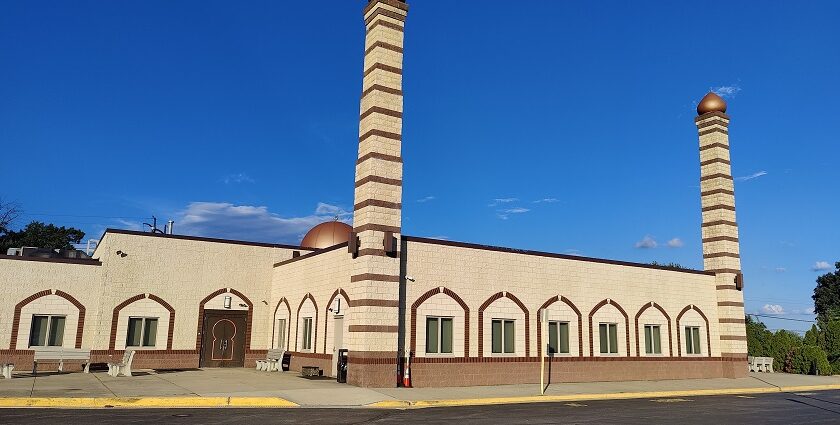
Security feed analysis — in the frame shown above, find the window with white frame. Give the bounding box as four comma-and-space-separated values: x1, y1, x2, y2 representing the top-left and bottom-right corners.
126, 317, 158, 347
644, 324, 662, 354
29, 315, 66, 347
425, 317, 453, 354
685, 326, 702, 354
302, 317, 313, 350
277, 319, 287, 349
548, 321, 570, 354
599, 323, 619, 354
491, 319, 515, 354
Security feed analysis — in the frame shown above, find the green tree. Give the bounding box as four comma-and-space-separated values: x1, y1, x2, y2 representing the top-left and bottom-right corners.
769, 330, 802, 372
746, 315, 772, 357
813, 262, 840, 322
0, 221, 85, 252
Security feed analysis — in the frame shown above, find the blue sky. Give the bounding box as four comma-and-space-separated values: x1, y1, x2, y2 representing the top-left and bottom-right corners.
2, 1, 838, 333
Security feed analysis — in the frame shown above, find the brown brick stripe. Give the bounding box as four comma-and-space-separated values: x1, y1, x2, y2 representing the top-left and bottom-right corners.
701, 204, 736, 212
410, 287, 470, 357
700, 173, 734, 181
10, 290, 86, 350
355, 175, 402, 188
719, 318, 745, 324
535, 295, 583, 357
699, 128, 728, 136
696, 118, 730, 129
699, 142, 729, 151
477, 292, 530, 357
363, 0, 409, 14
700, 158, 731, 166
359, 128, 401, 143
695, 111, 730, 122
703, 236, 739, 243
362, 84, 403, 98
323, 288, 350, 353
718, 301, 744, 307
364, 41, 404, 55
349, 325, 399, 333
366, 19, 404, 34
359, 106, 403, 120
352, 299, 400, 307
701, 188, 735, 196
356, 152, 402, 165
364, 6, 407, 25
588, 299, 631, 357
675, 305, 712, 357
350, 273, 401, 283
354, 199, 402, 211
363, 63, 402, 78
716, 285, 739, 291
357, 248, 400, 257
633, 302, 673, 357
703, 252, 740, 259
354, 223, 401, 234
702, 220, 738, 227
720, 335, 748, 341
295, 293, 318, 352
710, 268, 742, 274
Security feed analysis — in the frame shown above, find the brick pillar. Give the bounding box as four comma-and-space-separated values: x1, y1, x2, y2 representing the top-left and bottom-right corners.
347, 0, 408, 387
695, 92, 747, 358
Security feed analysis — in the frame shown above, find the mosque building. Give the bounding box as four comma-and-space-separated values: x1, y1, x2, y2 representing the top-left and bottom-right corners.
0, 0, 747, 387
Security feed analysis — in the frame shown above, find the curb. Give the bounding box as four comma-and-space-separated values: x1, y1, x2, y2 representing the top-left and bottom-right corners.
0, 397, 298, 408
366, 384, 840, 409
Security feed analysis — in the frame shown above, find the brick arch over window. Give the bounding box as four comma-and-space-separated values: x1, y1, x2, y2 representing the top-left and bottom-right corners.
588, 299, 630, 356
536, 295, 583, 357
295, 293, 318, 352
272, 297, 292, 350
109, 293, 175, 350
478, 291, 530, 357
633, 302, 672, 356
676, 304, 712, 357
10, 289, 86, 349
323, 288, 350, 353
410, 287, 470, 357
195, 288, 254, 352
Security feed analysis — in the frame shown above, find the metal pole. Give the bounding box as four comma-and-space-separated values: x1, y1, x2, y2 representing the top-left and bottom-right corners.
540, 309, 546, 395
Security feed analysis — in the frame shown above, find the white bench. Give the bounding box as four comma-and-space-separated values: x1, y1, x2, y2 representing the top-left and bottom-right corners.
1, 363, 14, 379
256, 349, 285, 372
33, 347, 91, 374
107, 350, 136, 377
748, 356, 774, 373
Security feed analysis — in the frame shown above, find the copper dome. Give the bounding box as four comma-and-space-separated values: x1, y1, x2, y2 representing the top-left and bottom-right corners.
300, 221, 352, 249
697, 92, 727, 115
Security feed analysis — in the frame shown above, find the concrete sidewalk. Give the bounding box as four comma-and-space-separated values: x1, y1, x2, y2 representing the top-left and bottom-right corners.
1, 368, 839, 408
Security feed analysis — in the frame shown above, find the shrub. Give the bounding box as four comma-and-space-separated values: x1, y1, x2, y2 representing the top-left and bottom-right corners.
792, 346, 832, 375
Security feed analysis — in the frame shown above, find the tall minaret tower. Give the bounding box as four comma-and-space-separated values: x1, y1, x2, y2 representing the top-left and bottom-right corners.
695, 92, 747, 361
347, 0, 408, 387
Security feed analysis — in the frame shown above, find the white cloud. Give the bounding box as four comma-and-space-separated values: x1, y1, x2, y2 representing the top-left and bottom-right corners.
533, 198, 559, 204
762, 304, 785, 315
812, 261, 832, 272
775, 267, 787, 273
736, 171, 768, 182
634, 235, 658, 249
115, 219, 143, 231
175, 201, 350, 244
416, 196, 436, 203
222, 173, 255, 184
496, 207, 530, 220
666, 238, 684, 248
488, 197, 518, 207
712, 85, 742, 98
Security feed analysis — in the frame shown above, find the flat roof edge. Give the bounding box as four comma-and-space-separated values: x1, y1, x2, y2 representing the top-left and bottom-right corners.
273, 242, 349, 268
401, 236, 715, 276
104, 228, 315, 251
0, 254, 102, 266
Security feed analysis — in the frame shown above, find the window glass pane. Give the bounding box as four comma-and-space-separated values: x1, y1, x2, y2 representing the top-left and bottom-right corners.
653, 326, 661, 354
548, 322, 558, 354
303, 318, 312, 349
277, 319, 286, 348
685, 327, 693, 354
692, 327, 701, 354
426, 317, 439, 353
126, 318, 143, 347
492, 320, 502, 353
599, 323, 608, 354
609, 324, 618, 354
558, 322, 569, 354
30, 316, 48, 347
441, 318, 453, 354
143, 318, 158, 347
48, 316, 66, 346
503, 320, 515, 353
644, 326, 652, 354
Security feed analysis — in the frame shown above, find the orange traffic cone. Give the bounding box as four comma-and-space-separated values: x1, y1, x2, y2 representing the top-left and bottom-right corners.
403, 365, 412, 388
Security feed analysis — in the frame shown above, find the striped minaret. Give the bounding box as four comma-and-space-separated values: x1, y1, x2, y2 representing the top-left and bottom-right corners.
347, 0, 408, 387
695, 92, 747, 360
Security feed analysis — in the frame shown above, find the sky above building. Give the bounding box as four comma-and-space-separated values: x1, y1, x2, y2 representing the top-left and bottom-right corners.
2, 1, 838, 333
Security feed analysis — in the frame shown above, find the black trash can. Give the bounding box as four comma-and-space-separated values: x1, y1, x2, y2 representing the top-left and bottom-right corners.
337, 349, 349, 383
